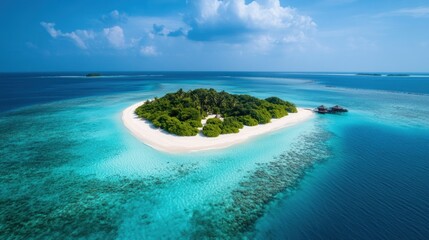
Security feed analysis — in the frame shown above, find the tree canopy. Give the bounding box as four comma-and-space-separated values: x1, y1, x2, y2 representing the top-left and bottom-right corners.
135, 88, 297, 137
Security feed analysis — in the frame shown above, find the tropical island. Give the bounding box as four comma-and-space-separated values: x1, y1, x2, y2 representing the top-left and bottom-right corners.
135, 88, 297, 137
123, 88, 313, 153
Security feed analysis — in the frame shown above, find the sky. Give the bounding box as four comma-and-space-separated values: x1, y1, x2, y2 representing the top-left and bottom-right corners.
0, 0, 428, 72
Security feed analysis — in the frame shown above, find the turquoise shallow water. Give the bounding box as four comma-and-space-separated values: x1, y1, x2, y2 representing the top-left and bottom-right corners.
0, 73, 428, 239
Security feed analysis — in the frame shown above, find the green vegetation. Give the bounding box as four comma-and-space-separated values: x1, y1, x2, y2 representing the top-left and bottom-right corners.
237, 115, 258, 126
356, 73, 382, 76
86, 73, 102, 77
135, 88, 297, 137
202, 116, 244, 137
202, 124, 222, 137
386, 74, 409, 77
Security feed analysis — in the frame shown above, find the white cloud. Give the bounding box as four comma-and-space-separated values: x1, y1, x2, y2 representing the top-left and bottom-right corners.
151, 24, 186, 37
393, 7, 429, 17
41, 22, 60, 38
64, 32, 87, 49
125, 16, 188, 36
186, 0, 316, 44
103, 26, 126, 48
110, 10, 120, 18
140, 46, 158, 56
40, 4, 315, 55
40, 20, 139, 51
377, 7, 429, 18
40, 22, 94, 49
102, 9, 128, 23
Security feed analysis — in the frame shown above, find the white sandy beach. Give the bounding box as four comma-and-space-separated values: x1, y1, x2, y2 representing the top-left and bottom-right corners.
122, 101, 314, 153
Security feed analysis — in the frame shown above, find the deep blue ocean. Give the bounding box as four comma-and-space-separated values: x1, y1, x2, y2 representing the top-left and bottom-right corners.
0, 72, 428, 239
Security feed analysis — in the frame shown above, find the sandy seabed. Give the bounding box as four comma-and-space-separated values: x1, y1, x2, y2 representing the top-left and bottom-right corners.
122, 101, 314, 153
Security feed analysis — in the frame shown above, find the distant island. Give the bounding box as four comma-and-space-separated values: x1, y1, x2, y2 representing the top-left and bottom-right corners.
356, 73, 383, 76
135, 88, 297, 137
86, 73, 102, 77
386, 74, 410, 77
356, 73, 410, 77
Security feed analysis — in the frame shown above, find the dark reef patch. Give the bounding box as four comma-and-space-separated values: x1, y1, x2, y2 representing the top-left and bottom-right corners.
188, 128, 333, 239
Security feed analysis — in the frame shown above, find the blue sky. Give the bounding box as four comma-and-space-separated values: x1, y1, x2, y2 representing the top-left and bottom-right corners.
0, 0, 428, 72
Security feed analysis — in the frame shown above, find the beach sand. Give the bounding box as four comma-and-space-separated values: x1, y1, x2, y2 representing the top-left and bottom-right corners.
122, 101, 314, 153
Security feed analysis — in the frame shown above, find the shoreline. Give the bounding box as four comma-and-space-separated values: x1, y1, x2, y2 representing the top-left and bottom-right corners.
122, 101, 314, 153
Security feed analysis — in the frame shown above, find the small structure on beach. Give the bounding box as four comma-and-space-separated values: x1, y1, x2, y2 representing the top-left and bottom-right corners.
314, 105, 348, 114
315, 105, 329, 114
330, 105, 348, 113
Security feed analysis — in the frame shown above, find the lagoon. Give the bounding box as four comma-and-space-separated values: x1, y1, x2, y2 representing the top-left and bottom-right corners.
0, 72, 428, 239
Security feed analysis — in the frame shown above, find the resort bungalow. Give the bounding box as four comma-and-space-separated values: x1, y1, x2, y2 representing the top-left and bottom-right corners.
330, 105, 348, 113
315, 105, 329, 114
314, 105, 349, 114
